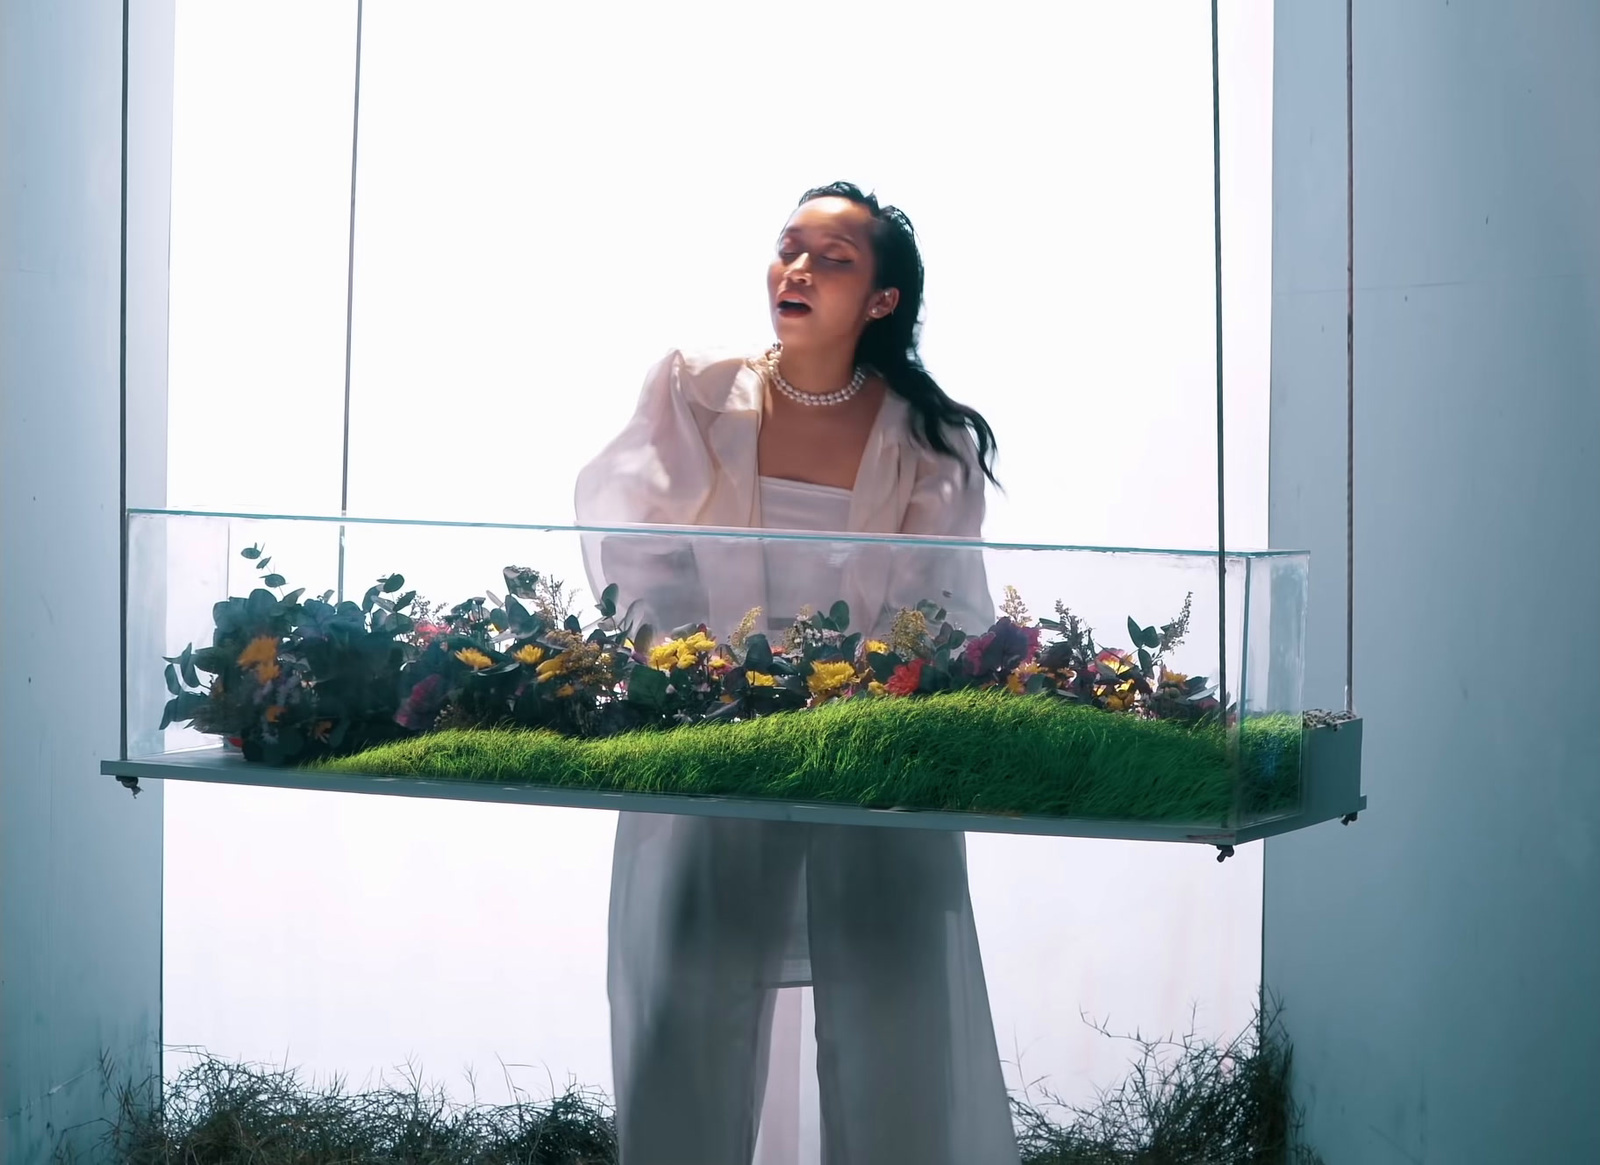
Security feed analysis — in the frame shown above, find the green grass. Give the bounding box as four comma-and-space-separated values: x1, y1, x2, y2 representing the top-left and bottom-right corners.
313, 692, 1304, 826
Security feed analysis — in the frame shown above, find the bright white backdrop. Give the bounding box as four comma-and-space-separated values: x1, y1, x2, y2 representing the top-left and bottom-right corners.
162, 0, 1275, 1129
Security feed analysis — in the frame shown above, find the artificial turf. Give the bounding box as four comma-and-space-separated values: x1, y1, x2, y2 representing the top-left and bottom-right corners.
312, 692, 1305, 825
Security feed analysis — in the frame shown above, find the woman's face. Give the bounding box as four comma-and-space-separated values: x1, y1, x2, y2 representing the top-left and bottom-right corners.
768, 196, 899, 352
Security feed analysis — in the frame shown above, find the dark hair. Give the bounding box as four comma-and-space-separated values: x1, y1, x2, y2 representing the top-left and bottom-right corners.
797, 181, 1000, 487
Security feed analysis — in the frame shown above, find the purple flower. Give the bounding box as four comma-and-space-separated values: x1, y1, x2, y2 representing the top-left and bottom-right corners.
396, 673, 444, 730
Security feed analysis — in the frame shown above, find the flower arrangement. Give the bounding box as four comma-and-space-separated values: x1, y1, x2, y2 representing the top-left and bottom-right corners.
159, 549, 1221, 767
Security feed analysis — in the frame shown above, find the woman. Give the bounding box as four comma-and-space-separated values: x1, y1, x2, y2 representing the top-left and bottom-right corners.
574, 183, 1018, 1165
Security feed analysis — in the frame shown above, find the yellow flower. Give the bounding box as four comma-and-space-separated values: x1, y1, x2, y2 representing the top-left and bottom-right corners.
707, 656, 732, 674
650, 631, 718, 671
537, 653, 572, 681
807, 660, 858, 699
237, 636, 277, 668
1006, 661, 1043, 695
864, 640, 890, 657
1160, 669, 1189, 688
867, 680, 887, 696
254, 660, 281, 684
555, 684, 575, 698
455, 647, 494, 670
515, 644, 547, 667
747, 671, 777, 687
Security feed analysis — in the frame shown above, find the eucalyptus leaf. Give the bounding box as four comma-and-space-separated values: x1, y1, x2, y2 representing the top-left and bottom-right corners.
164, 663, 182, 696
626, 665, 669, 710
744, 633, 773, 672
263, 573, 286, 588
632, 622, 655, 655
179, 646, 200, 690
382, 574, 405, 594
240, 545, 261, 560
828, 601, 850, 630
599, 583, 619, 619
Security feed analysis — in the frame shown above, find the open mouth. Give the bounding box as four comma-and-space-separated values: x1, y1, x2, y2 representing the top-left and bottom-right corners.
776, 298, 812, 316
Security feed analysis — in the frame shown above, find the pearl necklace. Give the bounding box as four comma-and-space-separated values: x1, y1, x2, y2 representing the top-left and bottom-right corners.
764, 345, 868, 407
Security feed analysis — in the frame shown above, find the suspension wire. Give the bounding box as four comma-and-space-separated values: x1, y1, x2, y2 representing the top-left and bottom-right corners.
1210, 0, 1228, 725
336, 0, 365, 603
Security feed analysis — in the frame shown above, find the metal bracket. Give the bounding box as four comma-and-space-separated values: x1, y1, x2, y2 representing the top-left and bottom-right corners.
1215, 844, 1235, 862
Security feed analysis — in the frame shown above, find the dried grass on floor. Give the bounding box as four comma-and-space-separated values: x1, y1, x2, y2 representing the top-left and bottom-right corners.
76, 1003, 1320, 1164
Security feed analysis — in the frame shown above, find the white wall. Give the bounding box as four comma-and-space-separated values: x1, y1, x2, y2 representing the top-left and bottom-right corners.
0, 2, 171, 1160
159, 0, 1277, 1131
1266, 2, 1600, 1160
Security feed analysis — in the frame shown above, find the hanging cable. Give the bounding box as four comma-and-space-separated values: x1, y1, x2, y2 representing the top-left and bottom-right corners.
336, 0, 365, 603
1211, 0, 1228, 725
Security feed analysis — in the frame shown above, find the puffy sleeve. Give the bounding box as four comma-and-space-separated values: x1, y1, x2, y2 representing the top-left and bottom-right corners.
574, 349, 714, 526
892, 429, 995, 635
573, 351, 714, 632
900, 427, 987, 540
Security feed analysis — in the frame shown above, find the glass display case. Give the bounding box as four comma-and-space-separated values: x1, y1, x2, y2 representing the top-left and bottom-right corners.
105, 508, 1363, 852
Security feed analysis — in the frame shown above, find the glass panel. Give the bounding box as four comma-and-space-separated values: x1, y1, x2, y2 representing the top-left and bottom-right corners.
126, 510, 1307, 834
1234, 553, 1310, 824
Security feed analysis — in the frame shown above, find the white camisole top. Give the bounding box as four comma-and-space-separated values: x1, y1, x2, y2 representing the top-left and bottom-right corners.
757, 475, 852, 633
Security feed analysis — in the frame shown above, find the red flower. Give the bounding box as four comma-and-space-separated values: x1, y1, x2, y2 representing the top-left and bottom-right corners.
885, 658, 925, 697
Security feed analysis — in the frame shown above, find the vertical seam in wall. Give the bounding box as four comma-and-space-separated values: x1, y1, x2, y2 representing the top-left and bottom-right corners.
1345, 0, 1356, 714
119, 0, 131, 764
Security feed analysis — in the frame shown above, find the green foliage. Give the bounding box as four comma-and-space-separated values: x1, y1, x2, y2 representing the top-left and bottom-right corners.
161, 550, 1229, 775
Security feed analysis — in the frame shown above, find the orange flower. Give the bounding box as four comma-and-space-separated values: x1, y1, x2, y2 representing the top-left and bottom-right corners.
238, 635, 280, 683
237, 636, 277, 669
264, 704, 285, 724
